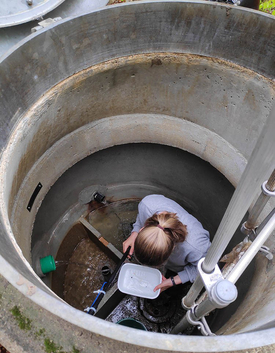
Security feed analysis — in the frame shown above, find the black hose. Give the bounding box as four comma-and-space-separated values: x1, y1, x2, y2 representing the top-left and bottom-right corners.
86, 246, 131, 315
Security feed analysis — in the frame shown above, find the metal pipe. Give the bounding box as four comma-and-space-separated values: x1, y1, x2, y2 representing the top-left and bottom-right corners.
266, 170, 275, 191
174, 209, 275, 335
182, 105, 275, 310
173, 279, 238, 334
244, 169, 275, 230
182, 277, 204, 309
171, 315, 190, 334
227, 210, 275, 284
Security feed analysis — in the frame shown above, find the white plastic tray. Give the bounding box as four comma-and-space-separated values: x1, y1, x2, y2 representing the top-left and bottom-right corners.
118, 263, 162, 299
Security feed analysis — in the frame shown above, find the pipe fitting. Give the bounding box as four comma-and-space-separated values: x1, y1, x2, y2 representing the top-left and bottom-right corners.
241, 222, 256, 237
209, 279, 238, 308
197, 258, 224, 293
262, 181, 275, 197
182, 296, 194, 310
40, 255, 56, 275
93, 192, 106, 203
187, 307, 215, 336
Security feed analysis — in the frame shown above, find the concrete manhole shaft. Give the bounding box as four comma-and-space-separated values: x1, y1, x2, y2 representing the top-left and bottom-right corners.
0, 2, 274, 353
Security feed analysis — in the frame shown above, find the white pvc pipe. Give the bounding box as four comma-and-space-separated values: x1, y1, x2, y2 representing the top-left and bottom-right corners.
203, 104, 275, 273
183, 104, 275, 309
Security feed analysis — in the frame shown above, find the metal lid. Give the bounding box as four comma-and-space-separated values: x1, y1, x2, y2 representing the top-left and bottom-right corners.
0, 0, 66, 28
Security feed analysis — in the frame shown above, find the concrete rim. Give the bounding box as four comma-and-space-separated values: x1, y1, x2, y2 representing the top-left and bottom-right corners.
1, 253, 275, 352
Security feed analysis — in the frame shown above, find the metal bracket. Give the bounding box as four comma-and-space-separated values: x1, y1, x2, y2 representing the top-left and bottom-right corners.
197, 258, 238, 308
241, 224, 273, 259
259, 245, 273, 260
31, 17, 62, 33
197, 258, 223, 293
241, 222, 257, 240
186, 306, 215, 336
182, 258, 224, 310
262, 181, 275, 197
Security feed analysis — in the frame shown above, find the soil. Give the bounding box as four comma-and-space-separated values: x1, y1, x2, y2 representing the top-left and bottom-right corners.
0, 345, 10, 353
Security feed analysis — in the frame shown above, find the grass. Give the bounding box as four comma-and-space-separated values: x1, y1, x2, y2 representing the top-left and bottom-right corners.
259, 0, 275, 14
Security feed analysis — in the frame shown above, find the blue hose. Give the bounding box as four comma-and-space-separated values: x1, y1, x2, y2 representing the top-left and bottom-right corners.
85, 246, 131, 315
85, 281, 107, 314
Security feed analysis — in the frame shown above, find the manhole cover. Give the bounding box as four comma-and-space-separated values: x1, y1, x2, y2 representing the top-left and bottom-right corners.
139, 292, 177, 323
0, 0, 66, 27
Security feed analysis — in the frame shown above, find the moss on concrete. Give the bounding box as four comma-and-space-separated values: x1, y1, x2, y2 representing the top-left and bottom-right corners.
35, 328, 46, 338
1, 274, 174, 353
72, 347, 80, 353
10, 306, 32, 331
43, 339, 81, 353
44, 338, 64, 353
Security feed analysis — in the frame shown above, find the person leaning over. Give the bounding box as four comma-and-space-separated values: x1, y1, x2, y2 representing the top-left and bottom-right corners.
123, 194, 211, 293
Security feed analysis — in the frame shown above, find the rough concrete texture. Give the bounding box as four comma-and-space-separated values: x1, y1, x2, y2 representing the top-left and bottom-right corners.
2, 272, 275, 353
5, 54, 274, 259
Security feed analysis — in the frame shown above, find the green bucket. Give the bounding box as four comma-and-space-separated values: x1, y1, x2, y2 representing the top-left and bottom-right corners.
40, 255, 56, 274
117, 318, 147, 331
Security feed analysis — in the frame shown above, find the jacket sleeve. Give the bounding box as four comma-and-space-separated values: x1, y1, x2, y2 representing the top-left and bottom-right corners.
177, 249, 204, 284
177, 264, 199, 284
132, 211, 144, 233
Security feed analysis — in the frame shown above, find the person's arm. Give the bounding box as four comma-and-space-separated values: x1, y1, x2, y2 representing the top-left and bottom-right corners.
123, 231, 138, 256
131, 208, 144, 233
177, 249, 206, 284
122, 199, 152, 255
177, 264, 198, 284
153, 262, 199, 293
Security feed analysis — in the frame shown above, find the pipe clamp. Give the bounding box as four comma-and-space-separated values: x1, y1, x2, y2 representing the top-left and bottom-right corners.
262, 181, 275, 197
197, 258, 238, 308
197, 258, 223, 293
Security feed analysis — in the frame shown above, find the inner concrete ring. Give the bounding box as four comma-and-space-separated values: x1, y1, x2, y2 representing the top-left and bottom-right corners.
7, 111, 247, 261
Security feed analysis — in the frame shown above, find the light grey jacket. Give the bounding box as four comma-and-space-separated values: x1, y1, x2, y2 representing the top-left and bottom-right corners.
132, 194, 211, 284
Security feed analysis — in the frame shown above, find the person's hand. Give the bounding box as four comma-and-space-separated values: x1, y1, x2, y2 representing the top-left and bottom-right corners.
153, 275, 173, 293
154, 275, 181, 293
123, 231, 138, 258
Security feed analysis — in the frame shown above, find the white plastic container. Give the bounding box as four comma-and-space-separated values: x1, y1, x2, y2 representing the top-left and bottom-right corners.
118, 263, 162, 299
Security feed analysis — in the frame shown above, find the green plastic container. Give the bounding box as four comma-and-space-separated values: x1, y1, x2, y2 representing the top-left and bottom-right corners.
117, 318, 147, 331
40, 255, 56, 274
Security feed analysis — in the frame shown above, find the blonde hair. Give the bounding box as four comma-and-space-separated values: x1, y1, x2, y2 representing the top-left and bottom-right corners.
134, 213, 187, 267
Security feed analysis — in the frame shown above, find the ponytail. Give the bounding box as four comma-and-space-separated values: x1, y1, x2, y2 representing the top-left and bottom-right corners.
134, 213, 187, 267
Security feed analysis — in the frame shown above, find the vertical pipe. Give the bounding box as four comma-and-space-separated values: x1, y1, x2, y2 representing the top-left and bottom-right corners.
183, 277, 204, 308
183, 104, 275, 308
245, 169, 275, 230
203, 104, 275, 274
172, 212, 275, 335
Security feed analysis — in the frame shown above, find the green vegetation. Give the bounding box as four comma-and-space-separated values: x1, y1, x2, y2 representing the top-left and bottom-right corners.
10, 306, 80, 353
10, 306, 32, 331
44, 338, 64, 353
259, 0, 275, 15
44, 338, 81, 353
35, 328, 46, 338
72, 347, 80, 353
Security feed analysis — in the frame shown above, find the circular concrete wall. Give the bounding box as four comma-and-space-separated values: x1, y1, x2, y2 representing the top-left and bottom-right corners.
0, 2, 274, 352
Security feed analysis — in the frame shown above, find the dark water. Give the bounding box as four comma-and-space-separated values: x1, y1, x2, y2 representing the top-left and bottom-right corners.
88, 199, 139, 252
63, 238, 117, 311
61, 199, 139, 311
